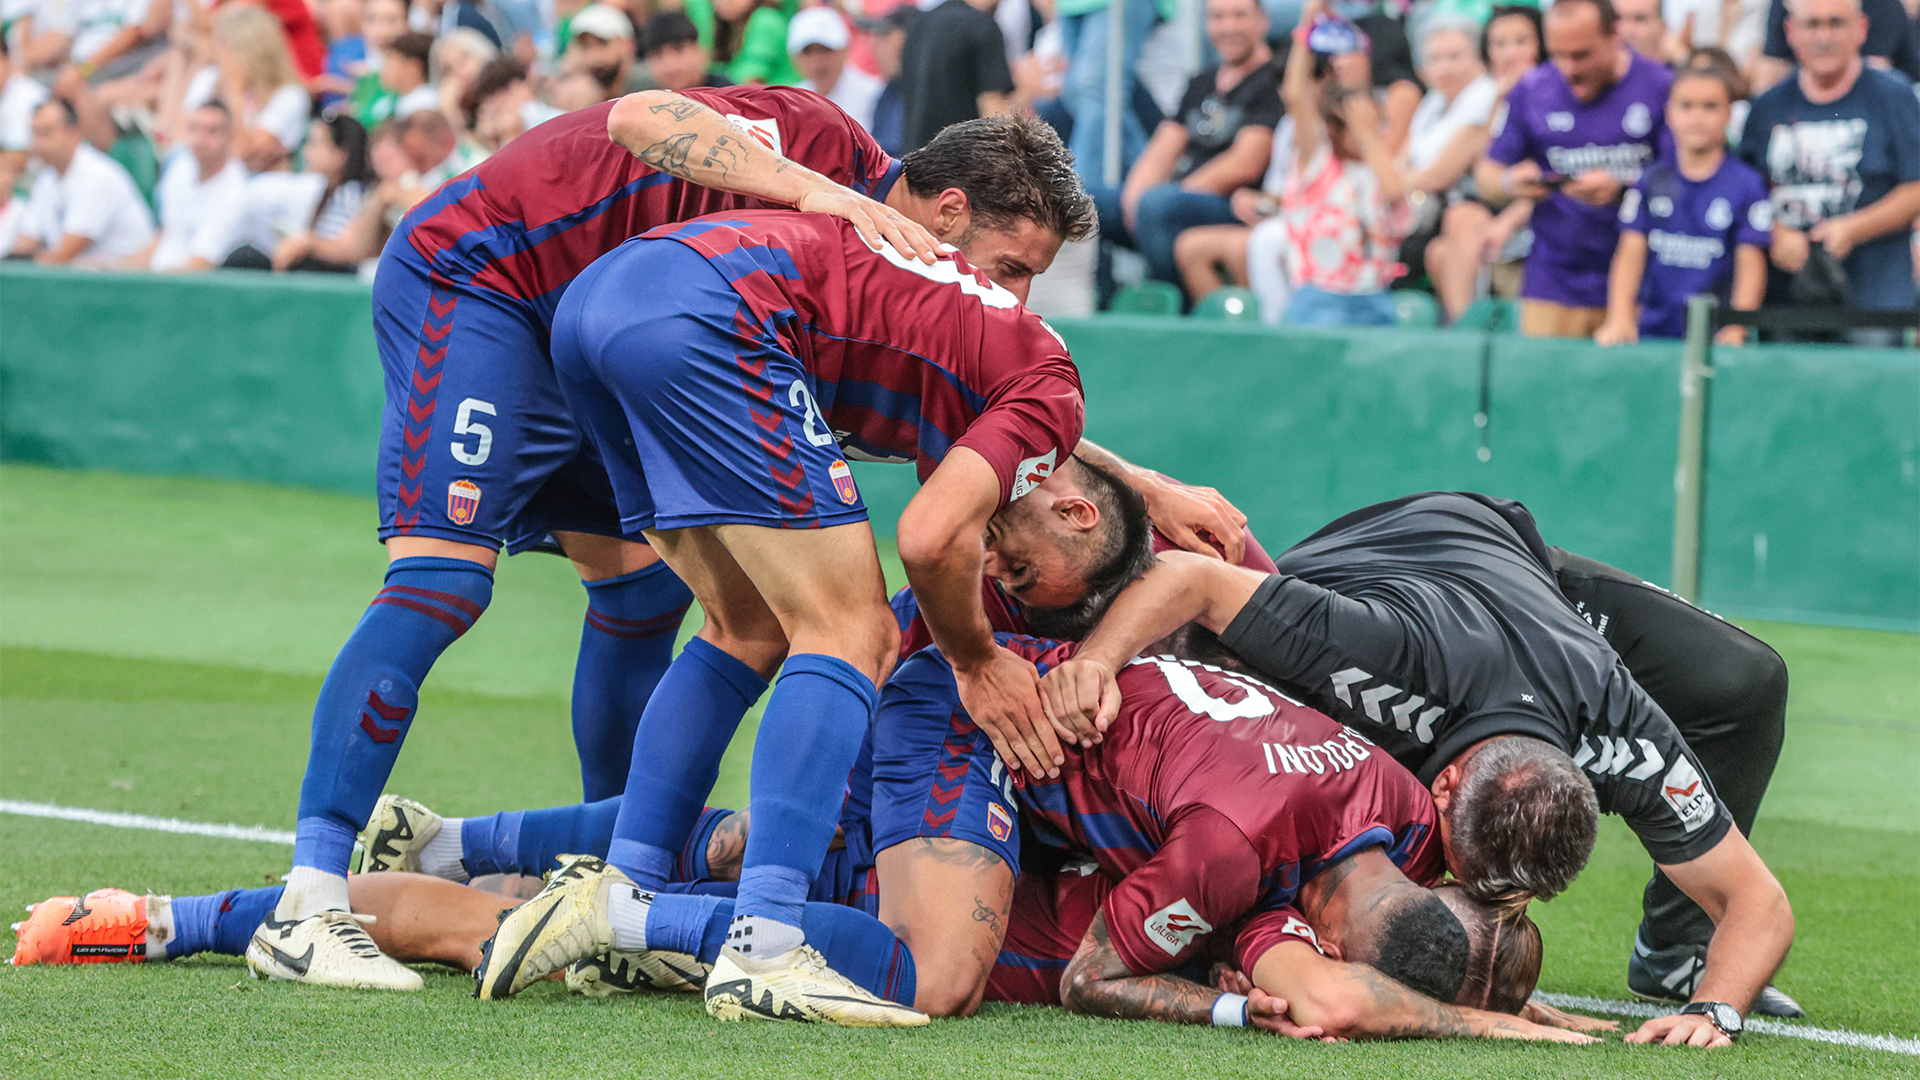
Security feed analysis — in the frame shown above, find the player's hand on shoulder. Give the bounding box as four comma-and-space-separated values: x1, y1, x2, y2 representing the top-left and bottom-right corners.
1038, 657, 1120, 748
1625, 1011, 1733, 1048
956, 643, 1064, 777
1520, 998, 1620, 1033
797, 186, 941, 264
1139, 476, 1250, 564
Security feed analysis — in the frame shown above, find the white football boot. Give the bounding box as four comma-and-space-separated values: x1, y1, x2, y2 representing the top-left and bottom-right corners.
704, 944, 929, 1026
567, 949, 711, 996
357, 795, 443, 875
474, 854, 621, 1000
245, 910, 423, 991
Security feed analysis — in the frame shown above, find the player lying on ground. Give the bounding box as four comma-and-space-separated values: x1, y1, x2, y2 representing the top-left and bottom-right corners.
1040, 492, 1796, 1046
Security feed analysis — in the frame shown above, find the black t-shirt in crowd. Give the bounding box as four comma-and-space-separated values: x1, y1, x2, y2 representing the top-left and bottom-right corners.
1217, 492, 1736, 867
1171, 62, 1283, 180
1355, 12, 1420, 92
897, 0, 1015, 153
1765, 0, 1920, 83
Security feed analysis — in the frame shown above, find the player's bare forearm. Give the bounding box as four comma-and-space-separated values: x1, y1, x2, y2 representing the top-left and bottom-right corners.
1661, 829, 1793, 1016
1077, 553, 1260, 671
1251, 940, 1578, 1041
899, 449, 1003, 670
1061, 915, 1219, 1024
607, 91, 833, 207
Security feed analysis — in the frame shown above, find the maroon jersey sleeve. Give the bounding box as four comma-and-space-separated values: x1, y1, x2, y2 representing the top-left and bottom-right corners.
1232, 906, 1327, 976
1101, 805, 1263, 976
679, 85, 898, 196
948, 347, 1086, 512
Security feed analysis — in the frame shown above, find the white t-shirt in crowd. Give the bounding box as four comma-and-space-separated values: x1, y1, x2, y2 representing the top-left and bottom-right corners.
395, 84, 442, 118
0, 74, 48, 151
801, 65, 884, 135
0, 196, 27, 257
150, 147, 247, 270
20, 141, 155, 262
1405, 73, 1499, 173
182, 67, 313, 159
38, 0, 156, 63
234, 169, 325, 253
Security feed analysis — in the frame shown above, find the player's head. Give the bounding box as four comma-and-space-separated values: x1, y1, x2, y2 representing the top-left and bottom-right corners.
1544, 0, 1622, 102
1434, 882, 1544, 1013
1430, 735, 1598, 905
1321, 862, 1472, 1003
897, 113, 1097, 301
983, 456, 1155, 639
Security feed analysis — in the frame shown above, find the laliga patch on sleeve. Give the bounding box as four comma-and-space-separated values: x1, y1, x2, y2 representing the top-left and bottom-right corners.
1009, 449, 1058, 501
1660, 757, 1716, 833
722, 114, 783, 154
1279, 915, 1324, 955
1144, 898, 1213, 956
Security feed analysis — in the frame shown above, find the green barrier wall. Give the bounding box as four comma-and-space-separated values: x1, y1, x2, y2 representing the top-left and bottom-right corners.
3, 265, 1915, 629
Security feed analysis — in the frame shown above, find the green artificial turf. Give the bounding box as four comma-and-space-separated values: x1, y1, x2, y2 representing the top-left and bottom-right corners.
1, 465, 1916, 1079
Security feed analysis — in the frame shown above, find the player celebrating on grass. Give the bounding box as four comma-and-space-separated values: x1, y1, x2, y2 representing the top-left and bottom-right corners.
464, 203, 1097, 1026
1041, 492, 1796, 1046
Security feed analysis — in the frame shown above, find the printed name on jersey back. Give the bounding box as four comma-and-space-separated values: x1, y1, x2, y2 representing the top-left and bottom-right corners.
1261, 726, 1376, 777
1660, 756, 1716, 833
1144, 898, 1214, 956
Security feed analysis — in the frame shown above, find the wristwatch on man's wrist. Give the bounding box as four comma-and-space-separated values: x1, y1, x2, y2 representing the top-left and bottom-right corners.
1681, 1001, 1743, 1040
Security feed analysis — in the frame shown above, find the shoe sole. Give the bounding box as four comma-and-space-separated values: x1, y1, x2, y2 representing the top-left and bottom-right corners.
243, 940, 423, 991
479, 897, 566, 1000
704, 979, 929, 1027
362, 798, 438, 875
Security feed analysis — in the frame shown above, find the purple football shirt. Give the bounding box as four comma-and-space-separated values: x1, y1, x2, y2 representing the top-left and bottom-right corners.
1489, 52, 1675, 308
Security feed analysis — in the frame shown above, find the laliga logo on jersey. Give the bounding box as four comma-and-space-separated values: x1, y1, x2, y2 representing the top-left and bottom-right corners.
828, 460, 858, 505
1623, 102, 1652, 138
986, 801, 1013, 843
1661, 757, 1716, 833
446, 480, 482, 526
1010, 449, 1058, 501
1280, 915, 1324, 954
1144, 898, 1213, 956
723, 115, 783, 154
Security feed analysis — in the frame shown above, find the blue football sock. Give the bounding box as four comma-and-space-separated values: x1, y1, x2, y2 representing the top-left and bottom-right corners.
167, 886, 284, 959
606, 638, 767, 887
571, 563, 694, 801
460, 797, 620, 878
293, 557, 493, 875
732, 655, 877, 932
644, 896, 915, 1007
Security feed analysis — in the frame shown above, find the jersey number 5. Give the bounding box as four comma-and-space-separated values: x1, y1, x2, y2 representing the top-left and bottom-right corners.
452, 398, 495, 466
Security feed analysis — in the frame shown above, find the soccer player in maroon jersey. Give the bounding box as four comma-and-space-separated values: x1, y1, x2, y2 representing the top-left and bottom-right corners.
468, 208, 1108, 1026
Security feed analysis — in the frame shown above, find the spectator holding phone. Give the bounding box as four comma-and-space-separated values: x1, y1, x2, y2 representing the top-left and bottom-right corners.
1595, 65, 1769, 345
1476, 0, 1673, 337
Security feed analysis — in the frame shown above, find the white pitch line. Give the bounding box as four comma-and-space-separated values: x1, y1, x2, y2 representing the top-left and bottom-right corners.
0, 800, 295, 845
4, 799, 1917, 1055
1534, 992, 1920, 1055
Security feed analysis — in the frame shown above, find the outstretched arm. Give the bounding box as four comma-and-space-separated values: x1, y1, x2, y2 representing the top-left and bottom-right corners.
1061, 914, 1326, 1037
605, 90, 938, 262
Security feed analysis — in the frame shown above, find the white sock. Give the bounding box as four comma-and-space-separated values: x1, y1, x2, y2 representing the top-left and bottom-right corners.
142, 895, 174, 961
276, 867, 350, 920
728, 915, 802, 958
607, 886, 653, 953
418, 818, 469, 883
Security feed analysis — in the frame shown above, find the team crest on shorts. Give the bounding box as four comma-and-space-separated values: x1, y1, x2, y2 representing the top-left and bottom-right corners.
447, 480, 482, 526
829, 460, 858, 505
986, 801, 1013, 843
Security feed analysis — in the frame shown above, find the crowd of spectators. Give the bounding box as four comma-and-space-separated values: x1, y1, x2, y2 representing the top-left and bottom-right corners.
2, 0, 1915, 340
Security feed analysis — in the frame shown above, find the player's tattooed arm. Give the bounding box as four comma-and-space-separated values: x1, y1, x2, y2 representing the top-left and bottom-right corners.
1060, 914, 1221, 1025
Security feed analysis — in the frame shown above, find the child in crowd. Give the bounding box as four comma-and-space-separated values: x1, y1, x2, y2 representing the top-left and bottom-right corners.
1595, 65, 1768, 345
1277, 0, 1411, 327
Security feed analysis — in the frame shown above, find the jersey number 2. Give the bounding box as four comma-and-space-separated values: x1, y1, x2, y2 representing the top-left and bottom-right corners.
788, 382, 837, 447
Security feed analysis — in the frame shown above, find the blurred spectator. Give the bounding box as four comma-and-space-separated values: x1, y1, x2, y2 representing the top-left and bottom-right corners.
464, 56, 560, 149
40, 0, 171, 83
1615, 0, 1679, 61
550, 67, 616, 108
0, 149, 28, 256
1343, 0, 1423, 154
1755, 0, 1920, 89
1740, 0, 1920, 322
563, 4, 644, 93
1091, 0, 1277, 291
383, 30, 440, 117
897, 0, 1017, 151
1399, 17, 1498, 278
162, 2, 313, 172
0, 38, 50, 171
349, 0, 410, 127
1054, 0, 1162, 183
1426, 3, 1541, 320
642, 11, 730, 91
135, 99, 247, 270
433, 27, 498, 128
788, 7, 882, 132
11, 97, 155, 263
426, 0, 515, 50
401, 105, 479, 187
1273, 0, 1409, 324
317, 0, 370, 103
256, 0, 330, 83
1476, 0, 1673, 337
265, 112, 379, 270
861, 6, 916, 156
1595, 65, 1768, 344
712, 0, 799, 86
